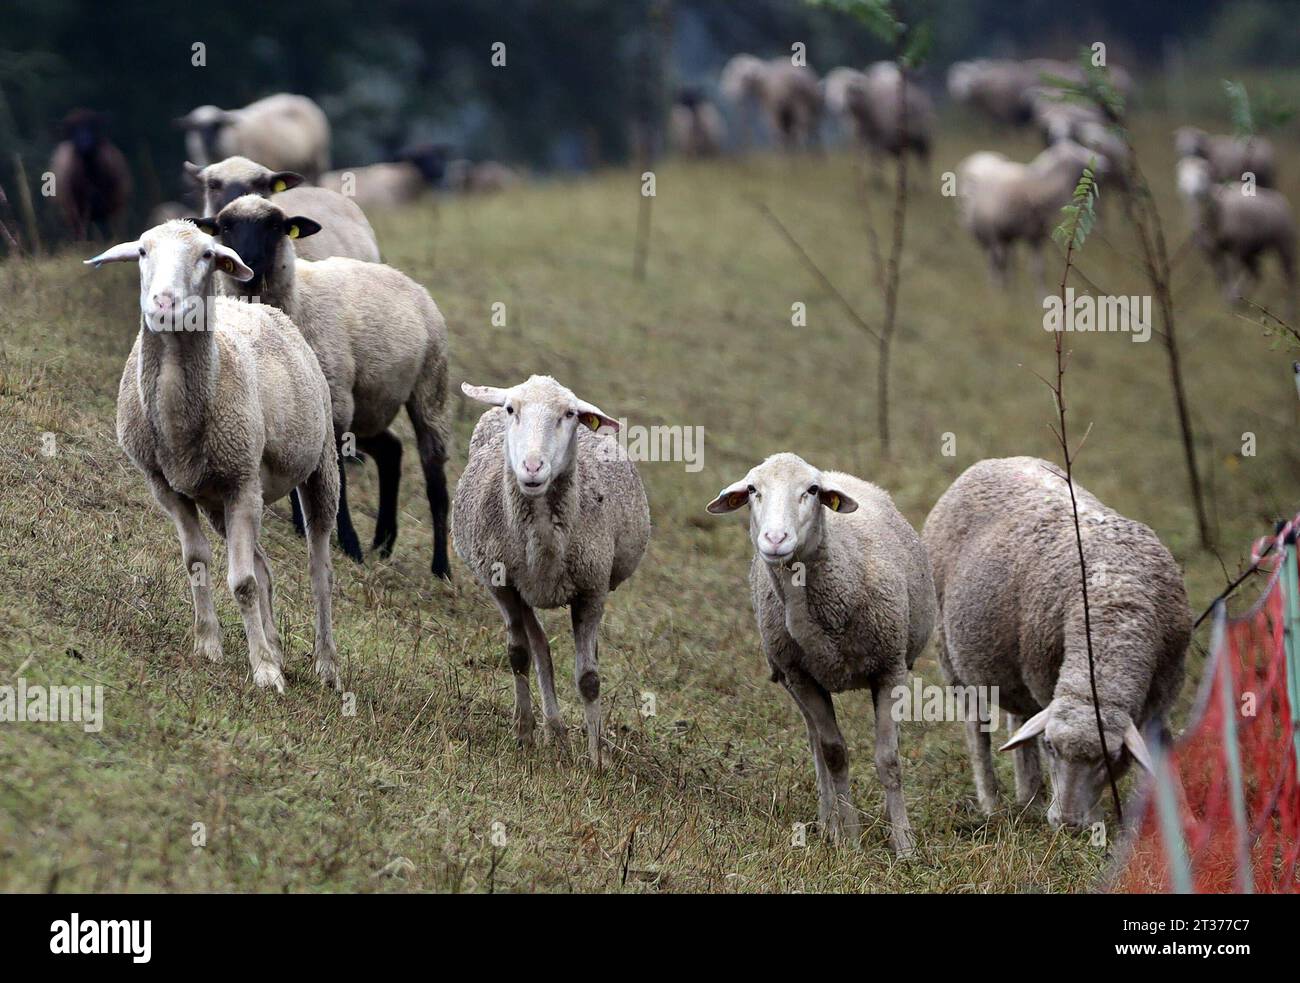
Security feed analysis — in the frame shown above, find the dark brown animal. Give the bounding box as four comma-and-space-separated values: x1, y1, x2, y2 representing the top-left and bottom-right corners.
49, 109, 132, 240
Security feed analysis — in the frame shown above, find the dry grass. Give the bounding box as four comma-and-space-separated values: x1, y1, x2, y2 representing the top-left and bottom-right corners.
1, 111, 1296, 892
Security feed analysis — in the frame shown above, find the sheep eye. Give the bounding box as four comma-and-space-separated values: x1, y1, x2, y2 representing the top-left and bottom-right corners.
746, 484, 757, 495
565, 409, 575, 419
202, 249, 214, 260
808, 485, 820, 497
138, 247, 146, 257
505, 405, 514, 415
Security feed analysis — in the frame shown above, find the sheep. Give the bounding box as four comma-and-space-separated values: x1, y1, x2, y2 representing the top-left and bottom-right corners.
49, 109, 132, 240
85, 220, 340, 693
1030, 90, 1105, 146
921, 457, 1190, 829
175, 94, 330, 182
319, 144, 449, 209
957, 139, 1109, 286
453, 375, 650, 768
1175, 126, 1276, 187
947, 59, 1038, 126
706, 453, 935, 853
858, 62, 934, 173
197, 194, 452, 576
720, 54, 822, 151
1176, 155, 1295, 318
187, 156, 379, 262
668, 87, 725, 158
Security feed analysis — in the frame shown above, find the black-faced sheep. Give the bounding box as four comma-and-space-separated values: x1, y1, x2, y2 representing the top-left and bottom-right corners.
49, 109, 133, 240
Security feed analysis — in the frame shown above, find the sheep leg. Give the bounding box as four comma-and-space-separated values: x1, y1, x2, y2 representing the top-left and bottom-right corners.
964, 715, 1000, 815
1029, 241, 1046, 294
871, 675, 916, 857
571, 595, 606, 768
149, 478, 222, 664
406, 394, 451, 580
299, 454, 341, 690
522, 605, 567, 745
333, 430, 363, 564
490, 585, 536, 747
252, 544, 281, 662
780, 679, 836, 829
359, 430, 403, 558
224, 490, 284, 693
1005, 712, 1043, 808
289, 488, 306, 537
783, 668, 857, 845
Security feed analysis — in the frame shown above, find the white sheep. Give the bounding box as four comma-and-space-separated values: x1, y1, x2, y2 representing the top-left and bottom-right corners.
175, 94, 331, 182
720, 54, 822, 151
957, 139, 1108, 286
707, 453, 935, 853
1175, 126, 1276, 187
198, 195, 452, 576
188, 156, 379, 263
453, 376, 650, 768
319, 144, 450, 209
86, 221, 340, 693
1177, 156, 1296, 317
921, 457, 1190, 828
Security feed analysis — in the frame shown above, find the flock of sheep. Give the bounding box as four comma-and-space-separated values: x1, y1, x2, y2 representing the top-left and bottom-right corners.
59, 48, 1273, 854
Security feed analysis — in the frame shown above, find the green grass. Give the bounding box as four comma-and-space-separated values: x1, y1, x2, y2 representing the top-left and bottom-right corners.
2, 112, 1297, 892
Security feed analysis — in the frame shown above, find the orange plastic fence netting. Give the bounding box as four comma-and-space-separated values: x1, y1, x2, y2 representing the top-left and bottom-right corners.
1110, 520, 1300, 894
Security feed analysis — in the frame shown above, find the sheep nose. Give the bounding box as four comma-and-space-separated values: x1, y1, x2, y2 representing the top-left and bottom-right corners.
763, 530, 789, 547
152, 291, 176, 312
522, 456, 544, 476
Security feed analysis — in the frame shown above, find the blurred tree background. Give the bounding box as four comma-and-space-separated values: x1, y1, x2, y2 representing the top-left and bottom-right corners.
0, 0, 1295, 227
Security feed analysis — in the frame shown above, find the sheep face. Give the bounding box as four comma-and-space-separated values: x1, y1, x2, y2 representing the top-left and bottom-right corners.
1002, 699, 1153, 829
176, 105, 235, 165
196, 196, 320, 288
62, 109, 106, 156
84, 220, 253, 333
462, 376, 619, 498
706, 453, 858, 566
188, 156, 305, 212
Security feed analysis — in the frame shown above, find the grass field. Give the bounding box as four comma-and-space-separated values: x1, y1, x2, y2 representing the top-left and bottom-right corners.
2, 110, 1298, 893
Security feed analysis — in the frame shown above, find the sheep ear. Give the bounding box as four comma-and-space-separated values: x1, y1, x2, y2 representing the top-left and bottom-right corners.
183, 161, 204, 182
574, 398, 619, 435
83, 240, 141, 267
461, 382, 510, 406
270, 171, 305, 194
819, 487, 859, 513
1123, 721, 1154, 773
212, 243, 255, 282
193, 217, 220, 236
999, 705, 1052, 752
706, 479, 751, 515
284, 216, 321, 240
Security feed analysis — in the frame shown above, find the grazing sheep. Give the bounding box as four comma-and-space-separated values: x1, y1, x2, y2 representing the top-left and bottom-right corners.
921, 457, 1190, 828
1030, 90, 1105, 146
187, 156, 379, 262
957, 139, 1108, 286
453, 376, 650, 767
669, 87, 725, 157
720, 54, 822, 151
176, 94, 330, 182
198, 195, 452, 576
450, 160, 521, 194
822, 67, 871, 142
320, 144, 449, 209
49, 109, 132, 240
707, 453, 935, 853
947, 59, 1039, 126
1176, 156, 1295, 317
85, 221, 340, 693
1067, 119, 1130, 188
1175, 127, 1276, 187
858, 62, 934, 171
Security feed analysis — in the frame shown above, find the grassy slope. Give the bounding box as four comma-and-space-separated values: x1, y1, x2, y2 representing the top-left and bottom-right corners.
1, 114, 1297, 893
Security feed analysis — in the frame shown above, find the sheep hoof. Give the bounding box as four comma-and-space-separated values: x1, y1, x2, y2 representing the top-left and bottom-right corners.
545, 719, 569, 748
372, 530, 396, 558
195, 635, 224, 664
431, 556, 452, 581
253, 661, 286, 694
514, 715, 536, 748
892, 827, 917, 858
314, 656, 341, 691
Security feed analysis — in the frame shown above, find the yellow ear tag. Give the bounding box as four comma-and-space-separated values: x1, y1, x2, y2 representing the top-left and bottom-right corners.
828, 493, 840, 511
287, 224, 300, 239
219, 257, 235, 274
273, 179, 287, 193
581, 413, 601, 431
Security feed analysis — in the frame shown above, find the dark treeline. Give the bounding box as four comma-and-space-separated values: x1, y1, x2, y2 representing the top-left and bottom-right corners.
0, 0, 1290, 231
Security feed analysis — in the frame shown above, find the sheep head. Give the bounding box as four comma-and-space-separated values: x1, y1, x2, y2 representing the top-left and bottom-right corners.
194, 195, 320, 290
85, 220, 253, 333
1000, 699, 1153, 829
462, 376, 619, 498
187, 156, 305, 212
706, 452, 858, 566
